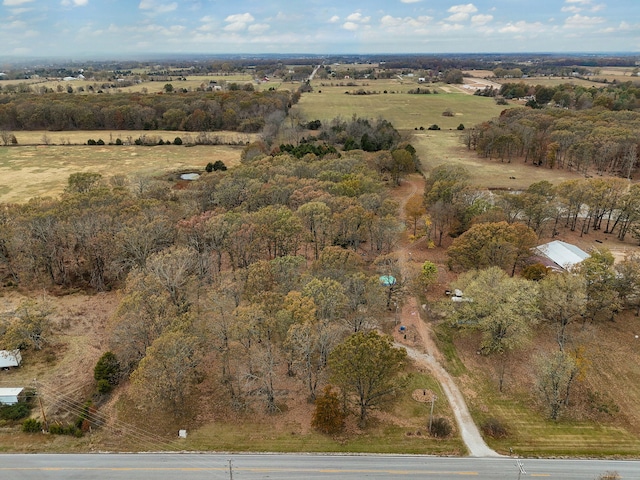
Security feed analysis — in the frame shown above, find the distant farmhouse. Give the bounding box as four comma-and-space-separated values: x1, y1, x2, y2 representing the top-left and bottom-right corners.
532, 240, 590, 271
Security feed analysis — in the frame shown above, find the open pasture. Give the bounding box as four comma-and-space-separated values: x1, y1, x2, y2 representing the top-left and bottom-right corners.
9, 129, 255, 146
413, 130, 585, 191
298, 79, 509, 132
0, 142, 243, 203
0, 73, 266, 95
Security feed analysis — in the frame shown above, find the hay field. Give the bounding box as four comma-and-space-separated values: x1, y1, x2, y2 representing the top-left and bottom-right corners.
297, 79, 509, 132
0, 143, 243, 203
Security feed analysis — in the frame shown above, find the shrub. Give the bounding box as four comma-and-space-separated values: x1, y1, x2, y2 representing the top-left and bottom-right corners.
427, 124, 441, 131
115, 138, 123, 145
87, 139, 97, 145
96, 139, 105, 145
457, 124, 465, 130
174, 137, 183, 145
307, 119, 322, 130
0, 403, 32, 421
94, 351, 120, 390
96, 379, 112, 394
48, 423, 63, 434
311, 386, 345, 435
429, 417, 452, 438
22, 418, 42, 433
206, 160, 227, 173
481, 417, 509, 439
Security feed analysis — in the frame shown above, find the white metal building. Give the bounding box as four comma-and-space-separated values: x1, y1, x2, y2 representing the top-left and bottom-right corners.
0, 387, 24, 405
0, 350, 22, 368
534, 240, 589, 271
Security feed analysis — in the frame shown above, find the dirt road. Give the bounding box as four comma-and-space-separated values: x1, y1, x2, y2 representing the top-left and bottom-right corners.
392, 175, 500, 457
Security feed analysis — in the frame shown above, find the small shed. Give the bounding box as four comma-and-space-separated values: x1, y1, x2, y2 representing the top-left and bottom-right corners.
0, 387, 24, 405
533, 240, 589, 271
0, 350, 22, 369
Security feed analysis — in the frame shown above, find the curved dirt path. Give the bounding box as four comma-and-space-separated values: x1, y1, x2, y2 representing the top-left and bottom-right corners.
392, 175, 500, 457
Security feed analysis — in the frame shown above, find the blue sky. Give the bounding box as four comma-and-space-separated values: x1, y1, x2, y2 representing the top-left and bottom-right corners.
1, 0, 638, 58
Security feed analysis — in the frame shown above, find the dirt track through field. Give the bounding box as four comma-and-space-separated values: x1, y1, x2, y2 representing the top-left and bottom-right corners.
392, 174, 501, 457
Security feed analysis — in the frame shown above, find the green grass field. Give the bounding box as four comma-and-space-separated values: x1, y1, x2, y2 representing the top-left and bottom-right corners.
297, 79, 508, 132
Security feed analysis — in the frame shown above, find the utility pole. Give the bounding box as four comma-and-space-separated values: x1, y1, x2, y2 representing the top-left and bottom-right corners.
228, 459, 233, 480
33, 379, 47, 431
516, 459, 526, 480
428, 394, 437, 433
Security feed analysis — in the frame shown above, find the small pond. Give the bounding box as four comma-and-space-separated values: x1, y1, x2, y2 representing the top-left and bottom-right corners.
180, 173, 200, 181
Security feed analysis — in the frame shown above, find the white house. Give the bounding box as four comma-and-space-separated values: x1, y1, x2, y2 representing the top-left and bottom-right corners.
533, 240, 589, 271
0, 387, 24, 405
0, 350, 22, 369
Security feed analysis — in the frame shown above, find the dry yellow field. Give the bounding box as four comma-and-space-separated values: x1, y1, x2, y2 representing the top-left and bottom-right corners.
0, 142, 244, 204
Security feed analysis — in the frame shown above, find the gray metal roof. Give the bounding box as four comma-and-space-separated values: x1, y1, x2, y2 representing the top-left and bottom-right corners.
535, 240, 589, 269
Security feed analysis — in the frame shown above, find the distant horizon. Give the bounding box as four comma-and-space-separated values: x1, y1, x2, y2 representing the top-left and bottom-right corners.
0, 51, 638, 68
1, 0, 638, 60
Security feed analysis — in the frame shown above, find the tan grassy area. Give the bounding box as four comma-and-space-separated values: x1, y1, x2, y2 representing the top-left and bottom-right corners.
0, 74, 264, 94
413, 130, 585, 190
10, 130, 255, 146
0, 142, 243, 203
434, 309, 640, 457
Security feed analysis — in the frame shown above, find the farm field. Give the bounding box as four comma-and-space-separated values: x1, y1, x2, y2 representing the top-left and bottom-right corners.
0, 74, 271, 94
0, 142, 243, 204
298, 79, 510, 131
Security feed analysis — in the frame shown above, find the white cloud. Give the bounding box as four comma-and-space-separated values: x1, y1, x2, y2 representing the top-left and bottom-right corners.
445, 3, 478, 22
562, 6, 581, 13
2, 0, 33, 5
248, 23, 269, 34
471, 14, 493, 25
224, 12, 255, 32
343, 22, 359, 31
346, 12, 370, 23
61, 0, 88, 6
329, 15, 340, 23
499, 21, 545, 34
564, 13, 605, 27
400, 0, 421, 3
139, 0, 177, 14
598, 21, 632, 33
225, 13, 255, 23
380, 14, 432, 31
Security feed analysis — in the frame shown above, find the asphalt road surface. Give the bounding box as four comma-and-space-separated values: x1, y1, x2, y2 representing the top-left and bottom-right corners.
1, 453, 639, 479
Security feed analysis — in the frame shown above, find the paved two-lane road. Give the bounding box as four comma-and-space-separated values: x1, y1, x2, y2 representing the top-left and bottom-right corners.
1, 453, 638, 479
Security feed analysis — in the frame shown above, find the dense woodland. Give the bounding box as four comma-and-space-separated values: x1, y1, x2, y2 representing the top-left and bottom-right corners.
466, 108, 640, 176
0, 89, 295, 133
0, 120, 420, 427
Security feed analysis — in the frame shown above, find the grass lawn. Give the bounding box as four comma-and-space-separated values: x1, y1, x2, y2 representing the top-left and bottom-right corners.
431, 311, 640, 458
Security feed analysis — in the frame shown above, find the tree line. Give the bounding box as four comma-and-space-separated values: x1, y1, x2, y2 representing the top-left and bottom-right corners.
465, 107, 640, 176
0, 89, 294, 132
